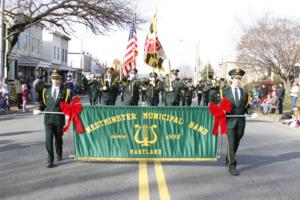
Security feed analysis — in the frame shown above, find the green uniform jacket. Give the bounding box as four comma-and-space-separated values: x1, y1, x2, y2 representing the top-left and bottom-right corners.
223, 86, 249, 129
100, 78, 119, 105
123, 79, 140, 106
88, 80, 99, 98
42, 86, 70, 126
146, 79, 161, 106
209, 86, 221, 104
163, 78, 183, 106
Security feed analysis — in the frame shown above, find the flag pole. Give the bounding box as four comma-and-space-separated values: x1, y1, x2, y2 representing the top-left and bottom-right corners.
168, 59, 172, 86
154, 10, 157, 74
120, 57, 123, 80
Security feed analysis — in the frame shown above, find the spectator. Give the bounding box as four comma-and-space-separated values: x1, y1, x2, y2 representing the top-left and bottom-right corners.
282, 107, 300, 128
278, 82, 285, 114
22, 83, 29, 112
1, 78, 10, 111
14, 72, 24, 109
290, 81, 299, 109
252, 85, 260, 107
259, 84, 268, 100
261, 92, 277, 114
28, 75, 36, 104
271, 85, 278, 97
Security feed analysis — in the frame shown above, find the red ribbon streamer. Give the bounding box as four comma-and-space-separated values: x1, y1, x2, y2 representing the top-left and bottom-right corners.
208, 97, 232, 135
60, 96, 84, 134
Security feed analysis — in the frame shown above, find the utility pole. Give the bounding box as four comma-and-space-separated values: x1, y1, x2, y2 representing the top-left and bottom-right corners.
0, 0, 5, 78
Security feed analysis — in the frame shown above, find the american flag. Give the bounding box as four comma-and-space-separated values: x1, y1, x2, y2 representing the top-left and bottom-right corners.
123, 16, 138, 77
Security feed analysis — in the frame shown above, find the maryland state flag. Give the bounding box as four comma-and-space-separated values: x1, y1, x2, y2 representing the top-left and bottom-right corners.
144, 14, 166, 72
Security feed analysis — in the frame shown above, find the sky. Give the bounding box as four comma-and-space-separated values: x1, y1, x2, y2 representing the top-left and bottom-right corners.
68, 0, 300, 76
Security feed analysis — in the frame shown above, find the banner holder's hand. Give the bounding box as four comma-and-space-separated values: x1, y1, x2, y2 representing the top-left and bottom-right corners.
33, 108, 64, 115
226, 113, 258, 118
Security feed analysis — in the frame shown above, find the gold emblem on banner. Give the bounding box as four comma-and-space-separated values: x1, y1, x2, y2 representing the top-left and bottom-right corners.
134, 124, 158, 146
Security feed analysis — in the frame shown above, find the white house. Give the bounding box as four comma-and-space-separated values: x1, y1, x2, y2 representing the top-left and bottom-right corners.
8, 23, 51, 81
42, 28, 71, 75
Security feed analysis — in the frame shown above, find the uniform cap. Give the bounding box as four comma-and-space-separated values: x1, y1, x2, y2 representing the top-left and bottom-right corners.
228, 68, 245, 78
51, 69, 62, 79
106, 67, 114, 73
171, 69, 179, 74
149, 72, 158, 78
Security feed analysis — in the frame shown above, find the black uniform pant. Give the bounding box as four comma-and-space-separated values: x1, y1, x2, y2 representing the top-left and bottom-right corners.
203, 97, 209, 106
89, 95, 98, 105
45, 124, 63, 163
226, 123, 245, 170
278, 99, 283, 114
197, 93, 202, 106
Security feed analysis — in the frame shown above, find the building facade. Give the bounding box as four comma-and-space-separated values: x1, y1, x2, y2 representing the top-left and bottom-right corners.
7, 24, 51, 82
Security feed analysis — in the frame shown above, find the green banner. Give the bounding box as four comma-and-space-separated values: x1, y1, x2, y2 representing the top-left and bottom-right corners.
73, 106, 217, 162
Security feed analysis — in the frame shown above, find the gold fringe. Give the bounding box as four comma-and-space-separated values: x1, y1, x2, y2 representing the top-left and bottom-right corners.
65, 89, 70, 102
42, 88, 46, 105
75, 157, 218, 162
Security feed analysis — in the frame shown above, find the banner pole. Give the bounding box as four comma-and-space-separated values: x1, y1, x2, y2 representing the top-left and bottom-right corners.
67, 121, 75, 159
217, 133, 222, 159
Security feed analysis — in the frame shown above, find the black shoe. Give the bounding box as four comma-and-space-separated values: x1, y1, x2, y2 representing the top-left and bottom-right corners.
229, 168, 239, 176
46, 162, 54, 168
57, 156, 62, 161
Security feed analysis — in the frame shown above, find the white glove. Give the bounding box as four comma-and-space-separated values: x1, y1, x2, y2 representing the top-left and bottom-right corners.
251, 113, 258, 119
33, 109, 41, 115
103, 86, 107, 91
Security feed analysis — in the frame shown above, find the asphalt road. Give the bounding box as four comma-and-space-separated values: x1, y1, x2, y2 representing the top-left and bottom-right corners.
1, 96, 300, 200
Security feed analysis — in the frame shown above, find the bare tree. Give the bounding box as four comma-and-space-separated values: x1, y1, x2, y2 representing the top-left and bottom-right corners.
5, 0, 144, 56
236, 15, 300, 86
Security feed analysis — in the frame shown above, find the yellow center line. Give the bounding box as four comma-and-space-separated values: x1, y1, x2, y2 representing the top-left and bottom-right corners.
154, 161, 170, 200
139, 161, 150, 200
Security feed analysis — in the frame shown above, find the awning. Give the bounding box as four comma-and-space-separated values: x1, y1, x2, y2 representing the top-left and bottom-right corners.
60, 65, 75, 71
18, 55, 51, 68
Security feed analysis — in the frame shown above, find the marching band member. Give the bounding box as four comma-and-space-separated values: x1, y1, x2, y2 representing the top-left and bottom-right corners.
122, 68, 141, 106
100, 67, 119, 105
163, 69, 183, 106
145, 72, 161, 106
88, 74, 99, 105
40, 69, 71, 168
222, 68, 250, 176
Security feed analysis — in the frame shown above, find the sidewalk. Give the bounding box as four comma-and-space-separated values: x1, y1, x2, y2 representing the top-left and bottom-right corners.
256, 112, 281, 122
0, 103, 38, 115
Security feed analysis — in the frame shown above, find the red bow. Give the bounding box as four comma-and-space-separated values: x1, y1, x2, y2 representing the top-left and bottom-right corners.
208, 97, 232, 135
60, 96, 84, 134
